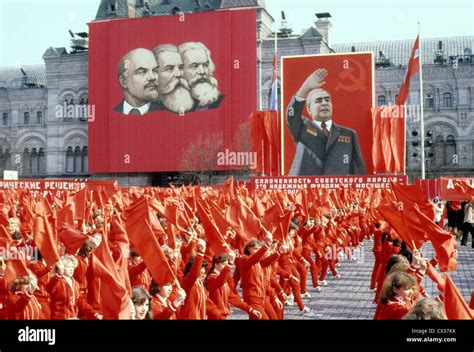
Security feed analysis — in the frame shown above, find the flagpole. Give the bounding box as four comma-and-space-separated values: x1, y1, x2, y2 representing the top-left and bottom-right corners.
258, 43, 263, 110
418, 21, 426, 180
270, 29, 278, 176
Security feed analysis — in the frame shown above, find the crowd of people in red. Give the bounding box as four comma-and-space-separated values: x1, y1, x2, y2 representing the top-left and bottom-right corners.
0, 179, 472, 320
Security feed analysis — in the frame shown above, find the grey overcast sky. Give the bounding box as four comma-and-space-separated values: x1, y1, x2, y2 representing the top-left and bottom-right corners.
0, 0, 473, 67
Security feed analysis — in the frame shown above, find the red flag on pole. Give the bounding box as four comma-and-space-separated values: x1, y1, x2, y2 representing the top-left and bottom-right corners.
396, 36, 420, 106
33, 214, 60, 267
196, 201, 229, 256
413, 204, 457, 272
443, 274, 473, 320
123, 198, 177, 286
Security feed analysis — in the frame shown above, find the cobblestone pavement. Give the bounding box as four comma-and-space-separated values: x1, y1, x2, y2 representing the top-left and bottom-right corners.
228, 238, 474, 320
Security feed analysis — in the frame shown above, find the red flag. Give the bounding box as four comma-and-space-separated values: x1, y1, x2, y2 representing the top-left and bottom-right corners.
4, 256, 29, 285
1, 225, 29, 283
249, 111, 280, 175
390, 104, 405, 173
391, 181, 435, 219
273, 211, 292, 243
57, 203, 75, 229
67, 188, 86, 221
380, 109, 394, 172
196, 201, 229, 256
58, 225, 88, 255
33, 214, 60, 267
377, 200, 419, 249
262, 203, 283, 235
123, 198, 177, 286
91, 234, 131, 319
413, 204, 457, 272
0, 212, 9, 228
253, 193, 266, 218
224, 177, 235, 201
0, 225, 12, 248
396, 36, 420, 106
443, 274, 473, 320
225, 196, 261, 241
208, 203, 232, 236
453, 180, 474, 201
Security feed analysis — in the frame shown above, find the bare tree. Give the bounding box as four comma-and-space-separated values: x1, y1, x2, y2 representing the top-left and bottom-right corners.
181, 132, 224, 184
233, 121, 252, 173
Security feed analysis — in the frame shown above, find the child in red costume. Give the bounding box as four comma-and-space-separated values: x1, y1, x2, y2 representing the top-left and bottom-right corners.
375, 271, 417, 320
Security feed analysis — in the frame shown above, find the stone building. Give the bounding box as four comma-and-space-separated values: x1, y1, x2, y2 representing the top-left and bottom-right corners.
0, 0, 472, 185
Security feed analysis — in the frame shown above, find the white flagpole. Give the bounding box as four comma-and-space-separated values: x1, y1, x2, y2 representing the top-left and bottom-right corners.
418, 21, 426, 180
270, 29, 278, 176
259, 43, 263, 110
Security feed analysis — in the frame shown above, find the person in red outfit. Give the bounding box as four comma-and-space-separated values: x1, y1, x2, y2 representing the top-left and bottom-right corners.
0, 259, 8, 320
239, 232, 283, 320
370, 223, 383, 290
150, 281, 186, 320
277, 232, 310, 314
28, 253, 51, 320
206, 251, 260, 320
375, 271, 417, 320
74, 235, 101, 297
177, 239, 208, 319
46, 255, 101, 320
374, 232, 401, 303
7, 272, 42, 320
128, 248, 152, 289
300, 219, 321, 291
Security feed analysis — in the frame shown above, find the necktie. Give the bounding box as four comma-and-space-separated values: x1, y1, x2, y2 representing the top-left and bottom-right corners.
321, 121, 330, 139
129, 108, 141, 115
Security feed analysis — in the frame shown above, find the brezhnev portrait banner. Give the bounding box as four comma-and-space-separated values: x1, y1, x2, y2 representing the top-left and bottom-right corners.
88, 9, 257, 173
281, 52, 374, 176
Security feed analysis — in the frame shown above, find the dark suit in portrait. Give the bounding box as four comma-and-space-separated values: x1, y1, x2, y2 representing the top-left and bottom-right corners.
113, 100, 165, 115
286, 95, 367, 176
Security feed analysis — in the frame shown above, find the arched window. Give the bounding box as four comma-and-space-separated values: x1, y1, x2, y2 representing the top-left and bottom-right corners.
66, 147, 74, 173
30, 148, 39, 174
74, 146, 82, 173
63, 95, 75, 121
82, 147, 88, 174
443, 92, 452, 107
23, 112, 30, 125
433, 135, 445, 167
23, 148, 31, 175
78, 96, 88, 120
0, 148, 12, 173
377, 95, 386, 106
445, 135, 457, 165
38, 148, 46, 174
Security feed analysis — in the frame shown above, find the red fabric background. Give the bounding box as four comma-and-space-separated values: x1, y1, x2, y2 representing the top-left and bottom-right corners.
88, 9, 257, 172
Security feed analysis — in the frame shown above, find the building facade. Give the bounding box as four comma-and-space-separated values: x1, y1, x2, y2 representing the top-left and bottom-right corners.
0, 0, 472, 185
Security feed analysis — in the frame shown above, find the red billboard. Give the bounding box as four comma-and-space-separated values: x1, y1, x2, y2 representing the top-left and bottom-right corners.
281, 53, 374, 176
88, 9, 257, 173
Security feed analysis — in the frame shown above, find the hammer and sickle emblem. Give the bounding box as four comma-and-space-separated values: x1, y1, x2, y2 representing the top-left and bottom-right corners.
335, 59, 366, 92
